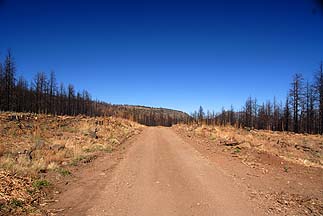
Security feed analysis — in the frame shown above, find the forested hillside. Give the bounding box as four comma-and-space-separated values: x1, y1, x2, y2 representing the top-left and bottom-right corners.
0, 51, 191, 126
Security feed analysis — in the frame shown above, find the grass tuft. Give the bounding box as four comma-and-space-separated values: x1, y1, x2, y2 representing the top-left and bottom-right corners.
56, 168, 71, 176
32, 179, 50, 189
10, 199, 23, 208
233, 147, 241, 153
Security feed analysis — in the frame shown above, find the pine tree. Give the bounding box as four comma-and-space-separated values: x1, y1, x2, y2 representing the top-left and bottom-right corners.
315, 62, 323, 134
0, 61, 4, 110
3, 50, 16, 111
198, 106, 204, 124
289, 73, 304, 133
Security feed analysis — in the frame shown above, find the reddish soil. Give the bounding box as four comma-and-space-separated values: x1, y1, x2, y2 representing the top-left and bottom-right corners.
47, 127, 323, 216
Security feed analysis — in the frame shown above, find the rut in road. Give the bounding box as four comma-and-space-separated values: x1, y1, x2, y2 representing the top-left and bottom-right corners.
58, 127, 262, 216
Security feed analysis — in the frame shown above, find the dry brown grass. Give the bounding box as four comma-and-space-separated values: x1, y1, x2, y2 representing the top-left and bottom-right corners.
0, 112, 144, 214
174, 124, 323, 168
0, 170, 46, 215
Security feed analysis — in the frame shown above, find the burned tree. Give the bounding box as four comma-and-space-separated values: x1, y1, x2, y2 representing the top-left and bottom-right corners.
289, 73, 304, 133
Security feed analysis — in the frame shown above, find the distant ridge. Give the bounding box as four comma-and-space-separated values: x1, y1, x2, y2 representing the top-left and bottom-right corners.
99, 104, 191, 126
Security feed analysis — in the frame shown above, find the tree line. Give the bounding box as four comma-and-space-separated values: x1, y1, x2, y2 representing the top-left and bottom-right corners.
192, 62, 323, 134
2, 50, 322, 132
0, 51, 97, 116
0, 50, 190, 126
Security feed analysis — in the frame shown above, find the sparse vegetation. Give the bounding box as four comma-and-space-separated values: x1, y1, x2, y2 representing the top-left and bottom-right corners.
56, 168, 71, 176
0, 170, 46, 215
174, 124, 323, 215
174, 124, 323, 168
1, 1, 322, 215
283, 166, 289, 173
0, 112, 143, 214
233, 147, 241, 154
70, 155, 87, 166
10, 199, 23, 208
32, 179, 50, 189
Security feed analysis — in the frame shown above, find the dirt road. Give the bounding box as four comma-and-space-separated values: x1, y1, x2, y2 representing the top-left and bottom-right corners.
51, 127, 262, 215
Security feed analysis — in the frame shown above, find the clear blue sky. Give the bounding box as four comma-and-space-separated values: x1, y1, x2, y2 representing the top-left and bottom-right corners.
0, 0, 322, 113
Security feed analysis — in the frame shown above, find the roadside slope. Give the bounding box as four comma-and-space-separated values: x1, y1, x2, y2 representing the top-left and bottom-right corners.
173, 124, 323, 215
